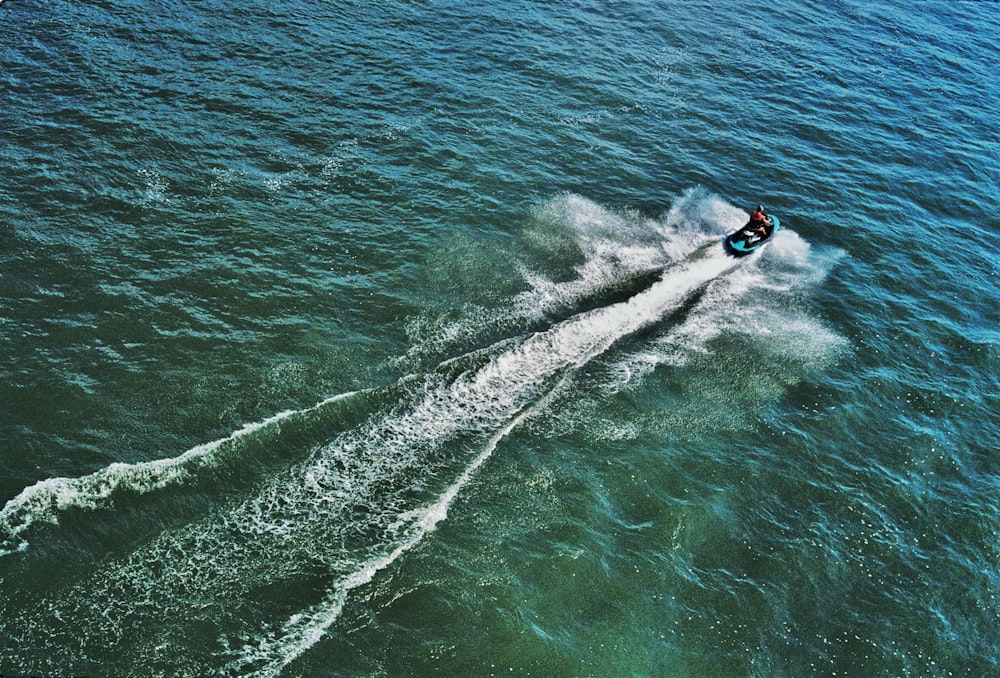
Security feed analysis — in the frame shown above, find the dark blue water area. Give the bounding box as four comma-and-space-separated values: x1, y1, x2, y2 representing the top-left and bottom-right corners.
1, 0, 999, 675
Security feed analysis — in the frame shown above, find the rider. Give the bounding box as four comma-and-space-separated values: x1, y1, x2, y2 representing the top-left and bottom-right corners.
746, 205, 771, 237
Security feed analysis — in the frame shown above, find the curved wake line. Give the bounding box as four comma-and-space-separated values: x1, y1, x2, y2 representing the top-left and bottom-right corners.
1, 238, 748, 677
225, 253, 739, 675
227, 387, 551, 677
0, 391, 359, 557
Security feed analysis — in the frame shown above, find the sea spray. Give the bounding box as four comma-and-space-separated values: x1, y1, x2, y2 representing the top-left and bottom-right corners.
1, 222, 749, 675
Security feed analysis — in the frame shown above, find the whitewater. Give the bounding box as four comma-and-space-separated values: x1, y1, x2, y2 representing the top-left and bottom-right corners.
0, 194, 840, 675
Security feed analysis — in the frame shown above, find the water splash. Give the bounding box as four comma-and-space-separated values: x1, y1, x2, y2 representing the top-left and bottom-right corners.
0, 392, 359, 557
0, 192, 843, 676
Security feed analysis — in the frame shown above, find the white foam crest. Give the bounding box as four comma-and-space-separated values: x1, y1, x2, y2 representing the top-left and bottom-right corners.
2, 194, 756, 672
246, 252, 737, 541
400, 191, 734, 364
227, 387, 549, 677
512, 241, 666, 322
598, 226, 848, 393
313, 257, 738, 541
0, 392, 358, 557
595, 268, 751, 391
502, 253, 737, 384
513, 193, 729, 322
10, 245, 735, 674
656, 188, 746, 237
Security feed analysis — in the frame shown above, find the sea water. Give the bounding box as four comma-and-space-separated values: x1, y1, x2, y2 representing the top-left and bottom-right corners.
1, 1, 998, 676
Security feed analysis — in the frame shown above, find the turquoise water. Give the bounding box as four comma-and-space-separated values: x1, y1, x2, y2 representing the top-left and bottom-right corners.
2, 0, 999, 675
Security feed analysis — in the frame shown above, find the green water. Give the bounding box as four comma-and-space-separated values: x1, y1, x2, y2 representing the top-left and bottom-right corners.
2, 1, 999, 675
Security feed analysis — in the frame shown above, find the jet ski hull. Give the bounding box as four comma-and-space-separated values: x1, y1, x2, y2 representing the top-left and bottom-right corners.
725, 213, 780, 257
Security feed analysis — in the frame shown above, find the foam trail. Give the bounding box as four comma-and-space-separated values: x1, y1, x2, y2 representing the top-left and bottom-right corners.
0, 244, 742, 676
0, 391, 359, 557
229, 387, 551, 676
225, 251, 739, 673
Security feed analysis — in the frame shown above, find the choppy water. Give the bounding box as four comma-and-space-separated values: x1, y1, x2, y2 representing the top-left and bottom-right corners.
1, 1, 998, 676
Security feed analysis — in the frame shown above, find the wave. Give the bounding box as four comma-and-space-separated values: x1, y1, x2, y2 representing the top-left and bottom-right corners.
0, 391, 361, 557
220, 244, 744, 674
0, 192, 843, 676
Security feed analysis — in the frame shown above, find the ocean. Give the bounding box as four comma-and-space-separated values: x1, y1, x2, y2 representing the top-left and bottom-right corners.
1, 0, 998, 675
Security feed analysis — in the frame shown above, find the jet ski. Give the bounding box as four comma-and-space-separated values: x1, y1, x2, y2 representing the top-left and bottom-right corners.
725, 213, 780, 257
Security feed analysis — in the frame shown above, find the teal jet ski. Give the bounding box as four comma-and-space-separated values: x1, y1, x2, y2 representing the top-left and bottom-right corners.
725, 213, 780, 257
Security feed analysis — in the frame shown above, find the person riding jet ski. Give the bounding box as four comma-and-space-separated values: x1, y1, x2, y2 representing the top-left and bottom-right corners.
744, 205, 773, 242
724, 204, 780, 256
